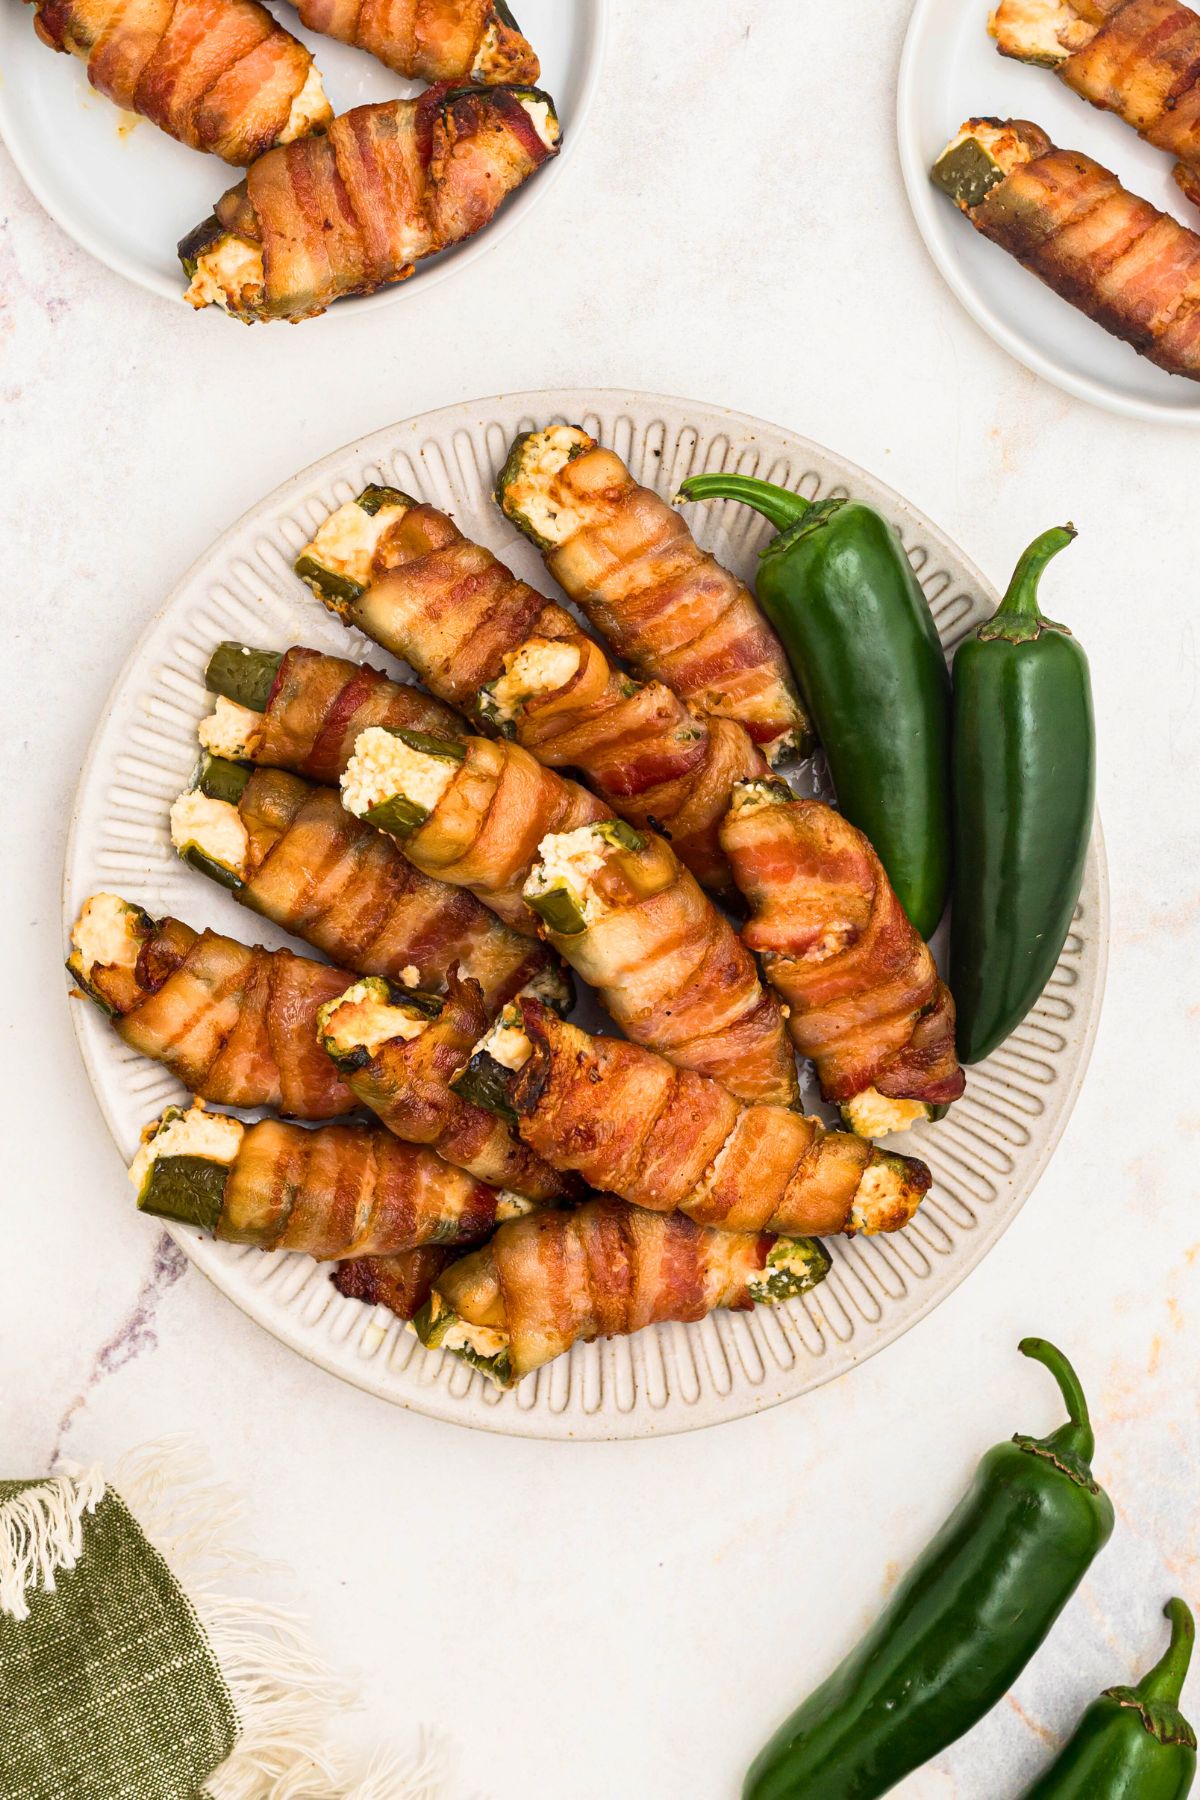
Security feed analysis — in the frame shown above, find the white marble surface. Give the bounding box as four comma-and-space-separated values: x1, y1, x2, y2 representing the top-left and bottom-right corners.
2, 2, 1199, 1794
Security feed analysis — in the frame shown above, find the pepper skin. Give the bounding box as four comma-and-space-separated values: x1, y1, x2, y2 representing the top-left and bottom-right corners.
744, 1338, 1114, 1800
1021, 1598, 1196, 1799
678, 473, 951, 939
950, 527, 1095, 1064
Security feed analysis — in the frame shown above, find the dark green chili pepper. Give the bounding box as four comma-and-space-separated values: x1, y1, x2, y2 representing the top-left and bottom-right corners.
744, 1337, 1114, 1800
951, 526, 1094, 1064
205, 643, 284, 713
1021, 1598, 1195, 1798
678, 473, 951, 938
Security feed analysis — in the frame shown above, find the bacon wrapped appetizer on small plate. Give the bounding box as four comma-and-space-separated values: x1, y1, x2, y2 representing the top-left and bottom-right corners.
317, 969, 574, 1201
201, 638, 466, 785
130, 1101, 535, 1255
167, 755, 560, 1009
412, 1197, 832, 1388
932, 117, 1200, 380
289, 0, 538, 83
24, 0, 331, 164
180, 85, 560, 322
457, 1001, 932, 1238
990, 0, 1200, 208
720, 782, 965, 1136
67, 894, 356, 1119
495, 427, 813, 759
294, 489, 766, 892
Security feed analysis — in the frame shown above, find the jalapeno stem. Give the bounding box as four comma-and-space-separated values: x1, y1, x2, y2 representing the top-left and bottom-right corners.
982, 526, 1076, 643
1137, 1599, 1196, 1705
1019, 1335, 1096, 1465
676, 473, 812, 532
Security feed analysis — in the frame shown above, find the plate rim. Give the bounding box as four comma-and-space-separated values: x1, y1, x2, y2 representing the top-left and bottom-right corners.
62, 387, 1111, 1439
896, 0, 1200, 427
0, 0, 607, 313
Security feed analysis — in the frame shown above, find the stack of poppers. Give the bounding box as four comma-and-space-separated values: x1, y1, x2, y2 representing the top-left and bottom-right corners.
70, 427, 986, 1392
24, 0, 559, 322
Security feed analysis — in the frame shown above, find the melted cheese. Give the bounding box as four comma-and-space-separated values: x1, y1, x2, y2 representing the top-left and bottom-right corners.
746, 1241, 818, 1304
478, 1011, 533, 1072
129, 1104, 243, 1194
849, 1159, 923, 1235
988, 0, 1093, 63
198, 696, 259, 761
524, 824, 612, 921
503, 426, 593, 545
842, 1088, 931, 1140
319, 978, 431, 1057
169, 792, 249, 880
184, 235, 265, 315
441, 1317, 510, 1360
71, 893, 143, 978
518, 95, 560, 149
304, 497, 410, 589
484, 638, 582, 723
280, 63, 332, 143
495, 1192, 537, 1222
341, 727, 456, 821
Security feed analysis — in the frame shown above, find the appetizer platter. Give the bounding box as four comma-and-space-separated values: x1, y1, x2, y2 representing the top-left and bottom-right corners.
63, 391, 1107, 1438
0, 0, 603, 315
899, 0, 1200, 421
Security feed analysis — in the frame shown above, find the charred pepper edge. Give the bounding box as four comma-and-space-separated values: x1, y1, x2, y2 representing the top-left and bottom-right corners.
450, 1049, 518, 1122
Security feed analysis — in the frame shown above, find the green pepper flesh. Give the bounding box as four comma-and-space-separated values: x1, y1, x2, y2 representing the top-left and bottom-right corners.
205, 643, 283, 713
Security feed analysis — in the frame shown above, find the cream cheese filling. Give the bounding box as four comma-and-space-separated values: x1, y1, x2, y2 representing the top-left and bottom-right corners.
482, 638, 582, 723
280, 63, 332, 143
477, 1011, 533, 1073
319, 978, 432, 1058
169, 791, 250, 880
503, 426, 593, 545
71, 893, 144, 979
341, 728, 456, 820
304, 497, 411, 589
988, 0, 1094, 64
198, 696, 259, 761
524, 824, 613, 922
184, 235, 265, 315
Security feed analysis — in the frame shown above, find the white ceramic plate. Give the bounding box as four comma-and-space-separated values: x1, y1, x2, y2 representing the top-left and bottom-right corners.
64, 390, 1108, 1438
898, 0, 1200, 424
0, 0, 603, 313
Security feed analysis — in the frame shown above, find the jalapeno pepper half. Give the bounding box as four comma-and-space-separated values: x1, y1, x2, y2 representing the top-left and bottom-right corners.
951, 526, 1095, 1064
744, 1338, 1114, 1800
678, 473, 951, 939
1021, 1598, 1196, 1799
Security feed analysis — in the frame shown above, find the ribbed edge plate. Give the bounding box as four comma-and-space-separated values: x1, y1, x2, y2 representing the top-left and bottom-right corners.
64, 390, 1108, 1438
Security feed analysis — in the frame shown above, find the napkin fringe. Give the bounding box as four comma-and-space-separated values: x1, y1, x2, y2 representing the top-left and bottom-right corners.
0, 1467, 106, 1621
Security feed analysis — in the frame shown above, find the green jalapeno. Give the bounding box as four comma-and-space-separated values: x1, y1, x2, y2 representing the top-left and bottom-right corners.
1021, 1598, 1196, 1799
137, 1155, 230, 1233
205, 643, 284, 712
744, 1337, 1114, 1800
950, 526, 1094, 1064
678, 472, 951, 938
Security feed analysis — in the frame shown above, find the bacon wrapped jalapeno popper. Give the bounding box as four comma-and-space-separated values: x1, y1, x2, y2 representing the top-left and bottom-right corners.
933, 118, 1200, 380
290, 0, 538, 83
720, 783, 965, 1137
68, 894, 356, 1119
180, 86, 560, 323
413, 1197, 832, 1387
295, 491, 768, 893
495, 427, 813, 759
201, 639, 465, 785
168, 757, 559, 1008
317, 969, 574, 1202
522, 821, 800, 1106
457, 1001, 932, 1237
130, 1102, 533, 1255
27, 0, 331, 164
990, 0, 1200, 207
340, 729, 611, 934
333, 1246, 459, 1321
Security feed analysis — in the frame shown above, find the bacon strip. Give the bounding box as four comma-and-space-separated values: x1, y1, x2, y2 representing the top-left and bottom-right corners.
232, 767, 550, 1005
29, 0, 326, 164
720, 793, 965, 1107
436, 1199, 779, 1381
214, 1119, 505, 1257
291, 0, 538, 82
963, 123, 1200, 379
333, 1246, 457, 1321
330, 969, 574, 1202
1055, 0, 1200, 201
501, 1002, 931, 1238
244, 647, 465, 785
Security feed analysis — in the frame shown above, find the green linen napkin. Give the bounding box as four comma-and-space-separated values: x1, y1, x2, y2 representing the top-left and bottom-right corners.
0, 1449, 440, 1800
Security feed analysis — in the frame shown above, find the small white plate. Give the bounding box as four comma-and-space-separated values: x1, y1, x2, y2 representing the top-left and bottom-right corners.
0, 0, 603, 314
64, 389, 1108, 1439
898, 0, 1200, 424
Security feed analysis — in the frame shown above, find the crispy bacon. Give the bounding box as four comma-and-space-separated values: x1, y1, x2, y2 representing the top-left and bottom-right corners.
291, 0, 538, 83
503, 1002, 931, 1237
965, 123, 1200, 379
720, 794, 965, 1107
1052, 0, 1200, 201
529, 829, 799, 1107
215, 1119, 504, 1256
436, 1198, 777, 1381
332, 1246, 457, 1320
29, 0, 326, 164
331, 969, 575, 1202
246, 647, 465, 785
231, 767, 550, 1004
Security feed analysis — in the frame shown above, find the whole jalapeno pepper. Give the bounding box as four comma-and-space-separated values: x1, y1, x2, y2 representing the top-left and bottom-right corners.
743, 1338, 1114, 1800
677, 473, 951, 939
1021, 1598, 1196, 1799
951, 526, 1095, 1064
